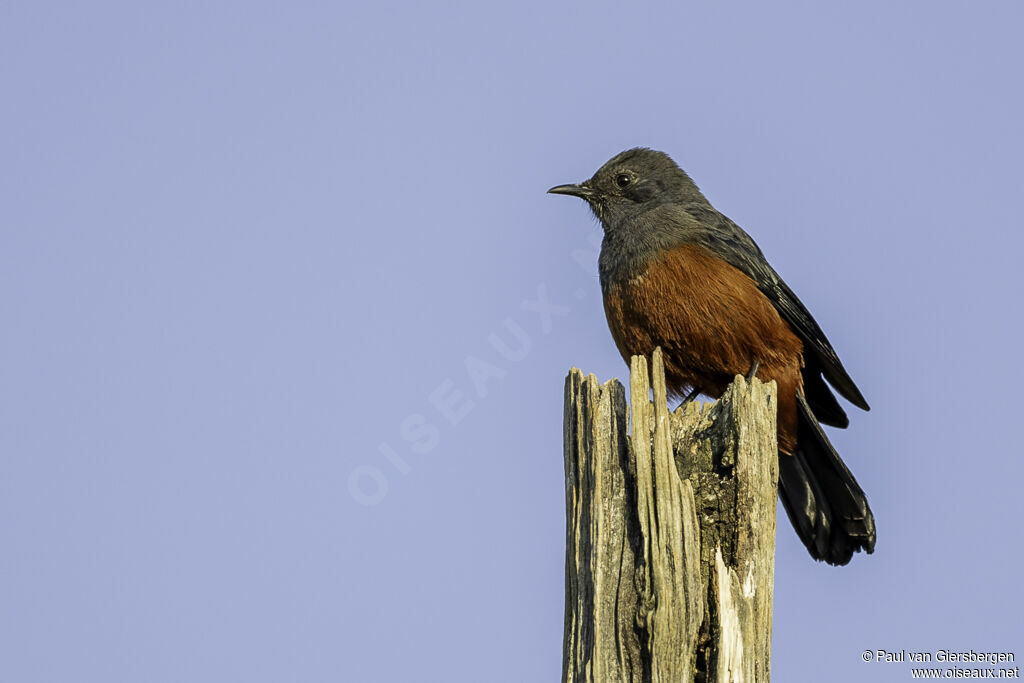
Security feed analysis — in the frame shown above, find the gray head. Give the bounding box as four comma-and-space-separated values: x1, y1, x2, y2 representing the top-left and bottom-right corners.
548, 148, 707, 227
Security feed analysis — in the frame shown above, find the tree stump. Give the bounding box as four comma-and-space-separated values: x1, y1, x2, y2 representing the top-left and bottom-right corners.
562, 348, 778, 682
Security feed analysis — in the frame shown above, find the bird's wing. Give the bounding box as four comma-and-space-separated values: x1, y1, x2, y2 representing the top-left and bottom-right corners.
681, 203, 870, 411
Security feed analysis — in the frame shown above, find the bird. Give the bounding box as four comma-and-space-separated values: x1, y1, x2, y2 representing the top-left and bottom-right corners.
548, 147, 874, 565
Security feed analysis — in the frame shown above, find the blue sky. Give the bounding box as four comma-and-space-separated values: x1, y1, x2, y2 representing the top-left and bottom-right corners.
2, 2, 1022, 681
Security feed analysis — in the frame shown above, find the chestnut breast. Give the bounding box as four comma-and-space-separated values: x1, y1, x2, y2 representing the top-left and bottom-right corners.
602, 243, 805, 450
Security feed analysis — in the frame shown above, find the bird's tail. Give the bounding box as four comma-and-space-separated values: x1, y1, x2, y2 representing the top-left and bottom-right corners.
777, 393, 876, 565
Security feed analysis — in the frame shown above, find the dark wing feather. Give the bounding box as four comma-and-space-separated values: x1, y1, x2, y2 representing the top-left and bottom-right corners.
802, 358, 849, 428
682, 204, 870, 411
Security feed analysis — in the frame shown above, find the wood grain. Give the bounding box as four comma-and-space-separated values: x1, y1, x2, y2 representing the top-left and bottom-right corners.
563, 348, 778, 682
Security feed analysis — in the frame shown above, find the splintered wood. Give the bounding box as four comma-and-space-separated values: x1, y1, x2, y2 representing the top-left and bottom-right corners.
562, 348, 777, 683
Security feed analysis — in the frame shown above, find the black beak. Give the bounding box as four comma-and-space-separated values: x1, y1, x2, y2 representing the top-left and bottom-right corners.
547, 183, 593, 199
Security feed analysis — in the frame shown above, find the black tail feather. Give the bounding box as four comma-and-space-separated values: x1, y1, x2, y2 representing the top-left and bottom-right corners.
802, 360, 849, 428
777, 393, 875, 565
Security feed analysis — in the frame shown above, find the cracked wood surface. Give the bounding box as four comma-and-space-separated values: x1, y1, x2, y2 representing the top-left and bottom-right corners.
563, 348, 777, 683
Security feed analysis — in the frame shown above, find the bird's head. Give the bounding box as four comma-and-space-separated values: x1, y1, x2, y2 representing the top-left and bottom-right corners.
548, 147, 706, 226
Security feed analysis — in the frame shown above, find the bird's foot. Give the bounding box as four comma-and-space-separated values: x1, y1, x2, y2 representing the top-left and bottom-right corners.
745, 359, 761, 382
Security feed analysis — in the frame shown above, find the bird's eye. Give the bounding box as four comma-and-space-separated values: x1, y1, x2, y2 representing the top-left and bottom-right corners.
615, 173, 632, 188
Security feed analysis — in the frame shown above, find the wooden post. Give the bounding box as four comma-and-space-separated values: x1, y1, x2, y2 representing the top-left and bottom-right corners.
562, 348, 778, 683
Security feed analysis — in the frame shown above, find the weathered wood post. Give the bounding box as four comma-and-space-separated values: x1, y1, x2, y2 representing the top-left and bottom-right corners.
562, 348, 778, 683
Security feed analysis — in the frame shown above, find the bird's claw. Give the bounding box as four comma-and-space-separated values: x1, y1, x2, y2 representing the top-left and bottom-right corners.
746, 359, 761, 382
682, 387, 702, 403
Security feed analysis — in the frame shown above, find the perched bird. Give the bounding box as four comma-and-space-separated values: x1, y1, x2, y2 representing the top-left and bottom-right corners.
549, 148, 874, 565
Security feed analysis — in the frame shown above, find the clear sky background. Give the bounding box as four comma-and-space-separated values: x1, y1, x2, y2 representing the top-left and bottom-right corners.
3, 2, 1022, 681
